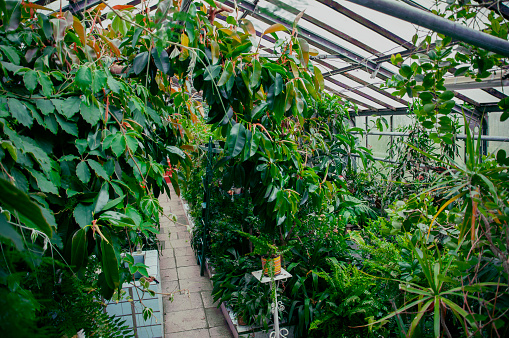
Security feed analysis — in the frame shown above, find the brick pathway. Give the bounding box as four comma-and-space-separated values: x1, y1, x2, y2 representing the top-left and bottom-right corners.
158, 189, 233, 338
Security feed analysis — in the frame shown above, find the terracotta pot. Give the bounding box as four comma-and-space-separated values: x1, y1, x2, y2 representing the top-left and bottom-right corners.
237, 315, 248, 326
261, 255, 281, 277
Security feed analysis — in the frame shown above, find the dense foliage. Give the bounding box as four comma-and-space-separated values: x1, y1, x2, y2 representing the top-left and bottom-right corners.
1, 0, 508, 337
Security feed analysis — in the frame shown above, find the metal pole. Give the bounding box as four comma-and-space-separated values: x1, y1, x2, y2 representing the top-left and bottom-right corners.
271, 282, 280, 338
200, 138, 213, 277
346, 0, 509, 58
351, 131, 509, 142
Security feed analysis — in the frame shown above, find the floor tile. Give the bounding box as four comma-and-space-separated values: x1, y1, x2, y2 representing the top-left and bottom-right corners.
164, 292, 203, 313
209, 326, 233, 337
176, 255, 197, 267
205, 307, 228, 328
164, 308, 207, 333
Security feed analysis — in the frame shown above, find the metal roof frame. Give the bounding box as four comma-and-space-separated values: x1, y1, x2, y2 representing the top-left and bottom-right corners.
34, 0, 507, 118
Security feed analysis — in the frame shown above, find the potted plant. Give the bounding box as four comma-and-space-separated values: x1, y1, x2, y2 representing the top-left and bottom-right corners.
237, 231, 292, 277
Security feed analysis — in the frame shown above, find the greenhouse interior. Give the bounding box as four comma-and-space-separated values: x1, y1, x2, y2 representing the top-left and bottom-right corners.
1, 0, 509, 337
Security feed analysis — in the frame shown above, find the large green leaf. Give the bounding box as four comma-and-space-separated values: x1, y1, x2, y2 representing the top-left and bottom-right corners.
35, 100, 54, 115
151, 48, 171, 74
87, 159, 110, 180
24, 70, 38, 92
37, 72, 54, 97
250, 59, 262, 89
92, 70, 107, 93
55, 114, 78, 136
76, 161, 91, 184
133, 51, 149, 75
73, 203, 94, 228
94, 183, 110, 213
80, 100, 102, 126
31, 171, 58, 194
76, 66, 92, 91
0, 213, 23, 250
8, 98, 32, 127
0, 178, 53, 237
217, 61, 233, 87
71, 228, 87, 269
101, 238, 120, 289
99, 211, 136, 227
110, 133, 126, 157
52, 97, 81, 119
227, 123, 247, 158
0, 45, 20, 64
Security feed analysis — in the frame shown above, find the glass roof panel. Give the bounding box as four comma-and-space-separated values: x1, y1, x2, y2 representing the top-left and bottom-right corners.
325, 80, 385, 109
336, 1, 420, 41
275, 0, 404, 54
492, 87, 508, 96
331, 74, 407, 108
456, 89, 502, 103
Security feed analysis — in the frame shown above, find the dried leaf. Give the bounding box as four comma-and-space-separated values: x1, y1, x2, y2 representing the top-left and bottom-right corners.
73, 17, 86, 46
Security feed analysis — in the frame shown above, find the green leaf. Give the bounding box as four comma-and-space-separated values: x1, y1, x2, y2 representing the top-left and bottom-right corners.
1, 140, 17, 161
274, 73, 283, 96
52, 97, 81, 119
133, 51, 149, 75
37, 72, 54, 97
44, 115, 58, 134
9, 98, 33, 127
227, 123, 247, 158
0, 178, 53, 237
55, 114, 78, 136
36, 100, 54, 115
75, 139, 88, 155
151, 48, 170, 74
88, 159, 110, 180
107, 76, 122, 94
94, 183, 110, 213
101, 238, 120, 289
217, 61, 233, 87
0, 45, 20, 65
313, 66, 324, 92
0, 213, 23, 250
99, 211, 136, 227
76, 161, 91, 184
71, 228, 87, 269
250, 59, 262, 89
102, 194, 125, 210
167, 145, 186, 159
24, 70, 38, 92
76, 66, 92, 91
73, 203, 94, 228
111, 133, 126, 157
80, 100, 102, 126
92, 70, 107, 93
439, 90, 454, 101
251, 102, 268, 121
31, 171, 58, 194
125, 133, 138, 153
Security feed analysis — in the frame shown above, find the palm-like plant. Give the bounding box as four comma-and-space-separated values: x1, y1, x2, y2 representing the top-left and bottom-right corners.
366, 238, 505, 337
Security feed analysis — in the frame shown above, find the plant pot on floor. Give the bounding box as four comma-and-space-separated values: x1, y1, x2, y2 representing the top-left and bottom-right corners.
261, 255, 281, 277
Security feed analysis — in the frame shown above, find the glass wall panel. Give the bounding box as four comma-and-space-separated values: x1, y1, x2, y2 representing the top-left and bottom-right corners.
488, 112, 509, 155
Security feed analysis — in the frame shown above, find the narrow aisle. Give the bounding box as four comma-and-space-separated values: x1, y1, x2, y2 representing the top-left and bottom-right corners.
157, 190, 233, 338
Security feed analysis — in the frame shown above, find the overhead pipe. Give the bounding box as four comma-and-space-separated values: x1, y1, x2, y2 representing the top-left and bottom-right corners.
345, 0, 509, 58
351, 131, 509, 142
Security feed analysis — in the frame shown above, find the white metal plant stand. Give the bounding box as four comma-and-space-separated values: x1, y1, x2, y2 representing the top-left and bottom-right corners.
252, 268, 292, 338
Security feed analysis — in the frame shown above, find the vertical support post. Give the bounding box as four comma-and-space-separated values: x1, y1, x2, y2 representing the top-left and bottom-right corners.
482, 116, 488, 157
200, 137, 213, 276
271, 282, 280, 338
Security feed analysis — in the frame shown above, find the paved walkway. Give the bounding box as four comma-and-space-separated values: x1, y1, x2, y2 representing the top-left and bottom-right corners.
157, 190, 233, 338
